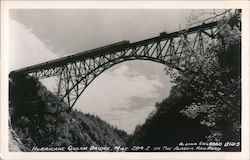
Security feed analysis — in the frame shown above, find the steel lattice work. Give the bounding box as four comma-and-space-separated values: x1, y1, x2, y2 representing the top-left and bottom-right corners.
10, 18, 236, 111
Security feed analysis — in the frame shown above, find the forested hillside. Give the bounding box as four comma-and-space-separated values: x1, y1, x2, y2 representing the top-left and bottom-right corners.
9, 74, 128, 151
129, 10, 241, 151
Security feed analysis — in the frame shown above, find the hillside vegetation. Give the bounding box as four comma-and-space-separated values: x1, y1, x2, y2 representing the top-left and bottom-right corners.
9, 74, 128, 151
129, 10, 241, 151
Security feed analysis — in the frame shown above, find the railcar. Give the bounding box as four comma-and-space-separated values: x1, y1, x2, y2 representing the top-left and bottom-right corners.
10, 40, 130, 75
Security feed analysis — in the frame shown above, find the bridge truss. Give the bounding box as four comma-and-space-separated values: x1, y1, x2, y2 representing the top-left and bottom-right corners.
10, 17, 236, 111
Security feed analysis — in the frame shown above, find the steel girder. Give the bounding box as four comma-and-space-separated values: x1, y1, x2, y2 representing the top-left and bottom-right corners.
8, 18, 235, 111
26, 26, 221, 110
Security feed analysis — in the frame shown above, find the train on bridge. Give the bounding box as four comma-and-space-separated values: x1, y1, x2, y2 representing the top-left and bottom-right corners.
10, 40, 130, 75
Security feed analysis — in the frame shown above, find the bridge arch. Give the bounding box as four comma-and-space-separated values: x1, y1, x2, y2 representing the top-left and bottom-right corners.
60, 55, 179, 110
33, 28, 215, 110
11, 20, 226, 111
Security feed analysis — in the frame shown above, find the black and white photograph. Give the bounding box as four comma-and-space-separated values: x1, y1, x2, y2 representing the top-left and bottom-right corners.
1, 1, 250, 160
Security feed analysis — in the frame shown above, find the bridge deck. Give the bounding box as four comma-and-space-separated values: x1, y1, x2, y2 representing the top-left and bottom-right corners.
10, 21, 218, 75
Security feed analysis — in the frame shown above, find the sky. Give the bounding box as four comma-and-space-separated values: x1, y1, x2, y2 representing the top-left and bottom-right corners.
9, 9, 192, 134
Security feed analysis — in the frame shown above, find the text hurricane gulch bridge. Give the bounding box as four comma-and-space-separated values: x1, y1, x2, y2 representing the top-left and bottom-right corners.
10, 20, 226, 111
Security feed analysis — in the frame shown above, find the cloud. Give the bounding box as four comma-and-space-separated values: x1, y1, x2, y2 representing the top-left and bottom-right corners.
78, 64, 164, 111
76, 63, 168, 134
9, 19, 58, 71
102, 105, 156, 134
111, 96, 155, 112
9, 18, 172, 134
10, 10, 192, 56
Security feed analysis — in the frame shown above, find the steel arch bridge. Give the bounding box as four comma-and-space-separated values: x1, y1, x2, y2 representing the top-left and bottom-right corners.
10, 20, 229, 110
